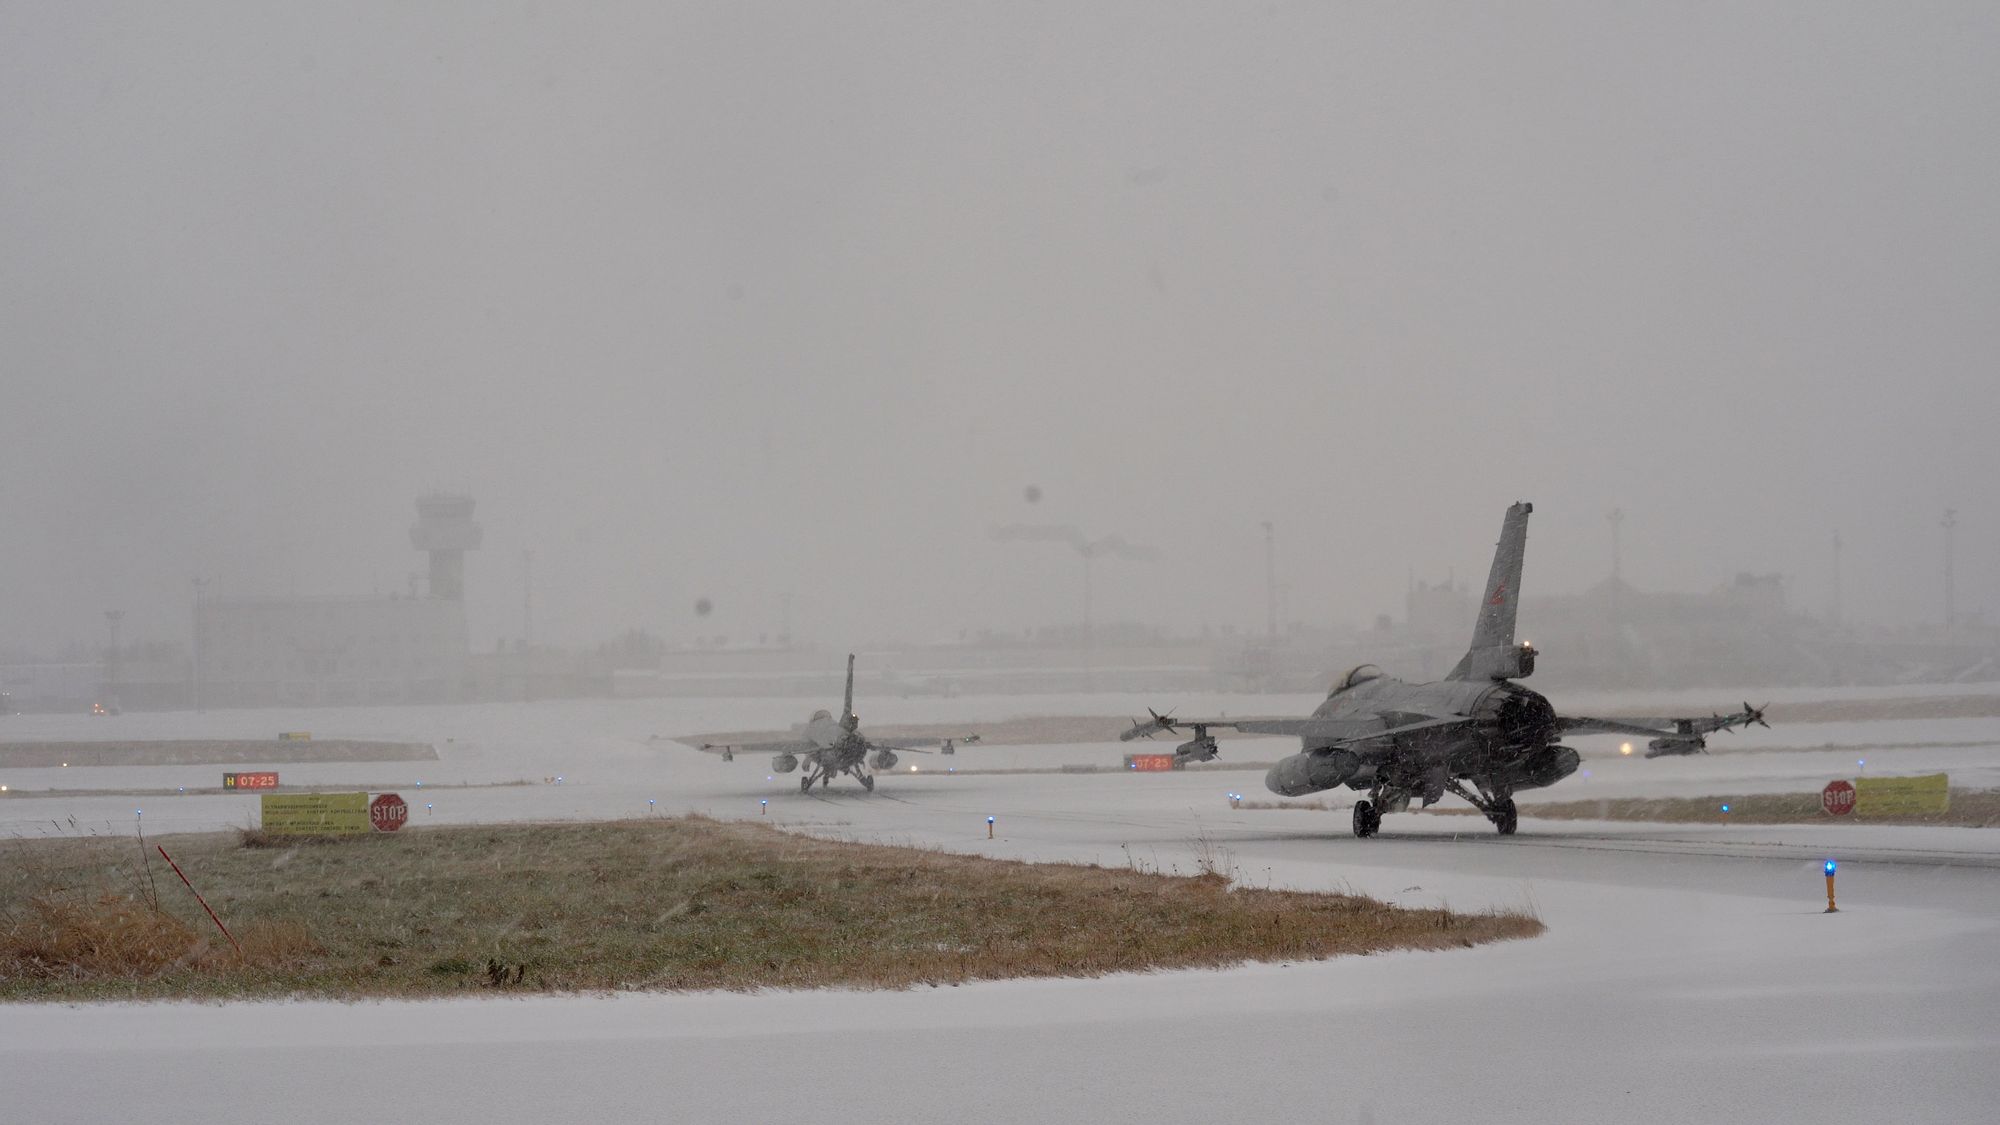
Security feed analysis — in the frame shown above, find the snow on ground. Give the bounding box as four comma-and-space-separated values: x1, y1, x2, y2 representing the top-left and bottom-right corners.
4, 692, 1999, 1124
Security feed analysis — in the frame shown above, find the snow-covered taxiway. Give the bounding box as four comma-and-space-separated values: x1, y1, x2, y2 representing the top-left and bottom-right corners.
4, 691, 1998, 1124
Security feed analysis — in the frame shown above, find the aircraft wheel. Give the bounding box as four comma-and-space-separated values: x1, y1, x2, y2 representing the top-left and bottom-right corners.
860, 774, 875, 792
1352, 800, 1380, 838
1492, 798, 1518, 836
800, 776, 813, 793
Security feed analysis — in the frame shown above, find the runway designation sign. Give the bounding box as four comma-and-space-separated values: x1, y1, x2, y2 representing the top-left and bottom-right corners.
1821, 779, 1856, 816
262, 792, 369, 836
1856, 773, 1949, 816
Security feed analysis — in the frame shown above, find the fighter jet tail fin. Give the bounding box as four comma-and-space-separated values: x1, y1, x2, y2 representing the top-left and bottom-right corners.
1447, 502, 1535, 681
842, 653, 857, 723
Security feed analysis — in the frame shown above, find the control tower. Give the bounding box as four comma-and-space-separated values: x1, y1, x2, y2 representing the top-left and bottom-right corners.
409, 494, 482, 600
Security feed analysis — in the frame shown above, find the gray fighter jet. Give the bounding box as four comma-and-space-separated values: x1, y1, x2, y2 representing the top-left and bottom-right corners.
701, 654, 969, 792
1123, 502, 1768, 836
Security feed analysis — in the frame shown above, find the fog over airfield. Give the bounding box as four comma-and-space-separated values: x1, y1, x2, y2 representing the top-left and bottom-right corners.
2, 3, 1996, 655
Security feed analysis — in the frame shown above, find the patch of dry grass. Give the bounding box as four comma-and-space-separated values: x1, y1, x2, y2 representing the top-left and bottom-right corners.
1, 817, 1540, 1002
1430, 788, 2000, 827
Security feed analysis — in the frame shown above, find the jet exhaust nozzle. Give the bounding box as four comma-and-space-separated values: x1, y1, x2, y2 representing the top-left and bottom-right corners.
771, 753, 799, 774
1510, 745, 1580, 790
868, 749, 899, 771
1265, 749, 1362, 797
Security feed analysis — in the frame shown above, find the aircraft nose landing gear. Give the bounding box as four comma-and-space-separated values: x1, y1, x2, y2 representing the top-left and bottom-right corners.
1491, 798, 1517, 836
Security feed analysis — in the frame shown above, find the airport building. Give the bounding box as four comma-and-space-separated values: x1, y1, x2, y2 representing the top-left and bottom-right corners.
191, 495, 480, 707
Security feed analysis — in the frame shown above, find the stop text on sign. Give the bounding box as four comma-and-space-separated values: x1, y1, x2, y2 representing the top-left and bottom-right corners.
225, 772, 279, 790
370, 792, 410, 832
1822, 779, 1856, 816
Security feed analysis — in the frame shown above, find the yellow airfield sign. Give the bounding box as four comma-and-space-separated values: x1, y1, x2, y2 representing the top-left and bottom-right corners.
1854, 773, 1949, 816
261, 792, 369, 835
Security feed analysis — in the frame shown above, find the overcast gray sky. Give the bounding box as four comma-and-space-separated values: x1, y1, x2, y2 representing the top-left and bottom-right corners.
3, 2, 1996, 654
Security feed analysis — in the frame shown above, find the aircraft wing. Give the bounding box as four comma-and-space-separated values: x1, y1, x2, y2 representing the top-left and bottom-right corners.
697, 739, 817, 756
1123, 712, 1473, 746
868, 734, 981, 751
1556, 717, 1682, 738
1557, 704, 1769, 756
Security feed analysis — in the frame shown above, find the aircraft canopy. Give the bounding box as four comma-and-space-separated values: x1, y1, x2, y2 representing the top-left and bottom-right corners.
1331, 664, 1384, 695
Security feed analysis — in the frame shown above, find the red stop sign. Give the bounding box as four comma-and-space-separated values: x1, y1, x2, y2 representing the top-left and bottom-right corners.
370, 792, 409, 832
1822, 779, 1856, 817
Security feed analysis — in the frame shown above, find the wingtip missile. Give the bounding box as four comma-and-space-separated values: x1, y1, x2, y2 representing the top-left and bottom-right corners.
1120, 708, 1177, 742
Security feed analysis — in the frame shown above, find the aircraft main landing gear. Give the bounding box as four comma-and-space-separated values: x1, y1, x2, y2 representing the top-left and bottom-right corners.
1444, 780, 1520, 835
1352, 799, 1381, 838
859, 773, 874, 791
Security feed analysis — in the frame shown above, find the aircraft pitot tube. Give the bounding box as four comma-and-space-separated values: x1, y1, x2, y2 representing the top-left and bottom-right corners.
1265, 749, 1363, 798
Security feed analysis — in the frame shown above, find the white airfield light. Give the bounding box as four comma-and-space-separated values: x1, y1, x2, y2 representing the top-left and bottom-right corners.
1620, 743, 1634, 756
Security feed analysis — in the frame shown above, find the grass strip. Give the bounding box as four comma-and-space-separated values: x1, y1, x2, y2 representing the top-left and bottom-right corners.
2, 816, 1538, 1001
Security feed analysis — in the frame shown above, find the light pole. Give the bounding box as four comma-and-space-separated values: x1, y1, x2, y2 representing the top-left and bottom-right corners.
1262, 521, 1277, 642
191, 578, 208, 712
521, 549, 535, 647
990, 524, 1160, 672
1942, 509, 1957, 633
103, 609, 124, 709
1607, 508, 1625, 584
1607, 508, 1625, 661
